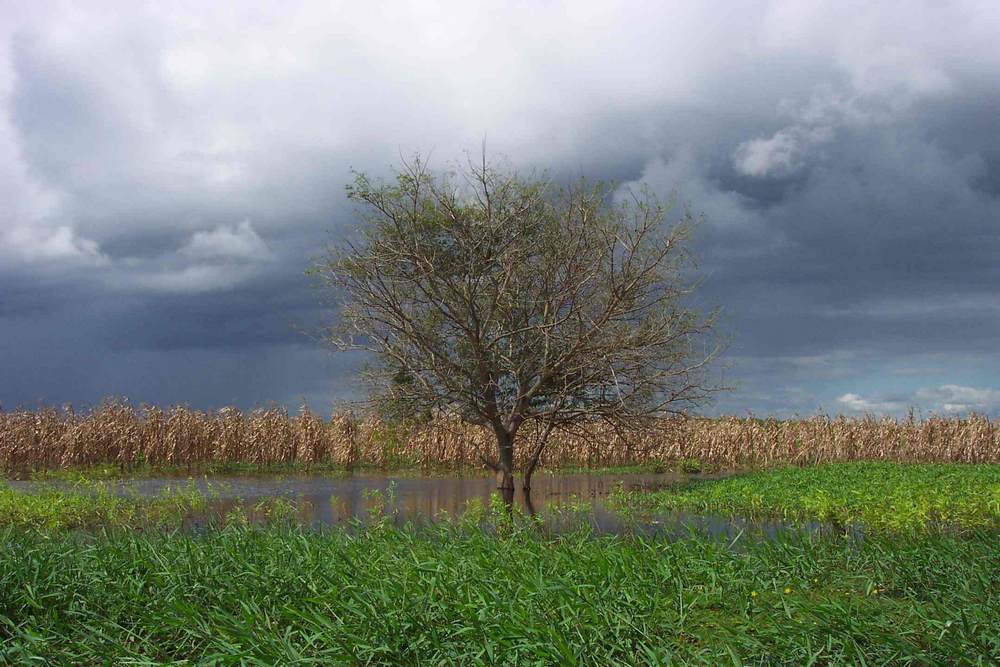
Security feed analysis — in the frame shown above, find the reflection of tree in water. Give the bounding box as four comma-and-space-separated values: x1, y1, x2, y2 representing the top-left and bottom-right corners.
170, 471, 689, 532
523, 490, 537, 517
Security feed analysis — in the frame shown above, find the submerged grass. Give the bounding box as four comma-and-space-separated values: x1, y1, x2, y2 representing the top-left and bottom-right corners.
0, 523, 997, 664
0, 480, 210, 530
620, 462, 1000, 533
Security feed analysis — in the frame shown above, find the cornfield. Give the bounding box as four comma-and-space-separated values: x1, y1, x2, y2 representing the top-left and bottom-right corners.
1, 401, 998, 474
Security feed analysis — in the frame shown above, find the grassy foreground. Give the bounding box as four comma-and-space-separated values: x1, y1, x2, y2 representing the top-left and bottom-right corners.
1, 463, 997, 663
0, 524, 997, 665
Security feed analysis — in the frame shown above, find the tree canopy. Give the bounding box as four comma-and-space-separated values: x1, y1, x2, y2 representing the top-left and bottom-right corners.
315, 155, 723, 493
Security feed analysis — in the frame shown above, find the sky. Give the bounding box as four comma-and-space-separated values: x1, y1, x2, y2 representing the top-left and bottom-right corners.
1, 0, 999, 418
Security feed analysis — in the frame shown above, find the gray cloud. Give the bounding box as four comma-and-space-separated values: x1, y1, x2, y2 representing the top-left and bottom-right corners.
1, 1, 999, 415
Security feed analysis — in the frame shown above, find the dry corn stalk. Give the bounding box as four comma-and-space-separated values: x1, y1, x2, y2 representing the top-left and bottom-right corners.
1, 400, 997, 474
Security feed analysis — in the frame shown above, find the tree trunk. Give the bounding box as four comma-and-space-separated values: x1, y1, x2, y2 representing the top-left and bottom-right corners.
522, 461, 537, 493
522, 419, 556, 492
523, 489, 537, 517
497, 429, 515, 491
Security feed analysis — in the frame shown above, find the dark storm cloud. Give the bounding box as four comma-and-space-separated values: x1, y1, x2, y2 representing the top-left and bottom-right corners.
2, 1, 1000, 416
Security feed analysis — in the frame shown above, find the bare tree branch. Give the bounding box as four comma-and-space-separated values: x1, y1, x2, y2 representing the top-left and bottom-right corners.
313, 154, 727, 492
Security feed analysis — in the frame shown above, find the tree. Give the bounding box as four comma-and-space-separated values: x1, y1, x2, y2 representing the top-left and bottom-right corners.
315, 154, 722, 496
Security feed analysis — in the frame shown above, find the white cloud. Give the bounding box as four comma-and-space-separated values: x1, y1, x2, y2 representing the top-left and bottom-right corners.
836, 393, 904, 414
118, 220, 273, 293
0, 217, 272, 293
732, 70, 954, 179
179, 220, 272, 262
914, 385, 1000, 414
839, 384, 1000, 416
733, 125, 834, 178
615, 148, 783, 255
4, 0, 995, 238
0, 224, 107, 266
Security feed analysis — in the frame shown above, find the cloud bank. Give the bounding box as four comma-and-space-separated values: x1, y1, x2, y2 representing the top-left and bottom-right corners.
1, 0, 999, 415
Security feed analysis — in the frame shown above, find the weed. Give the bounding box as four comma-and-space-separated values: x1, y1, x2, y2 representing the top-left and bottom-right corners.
0, 522, 996, 663
621, 462, 1000, 533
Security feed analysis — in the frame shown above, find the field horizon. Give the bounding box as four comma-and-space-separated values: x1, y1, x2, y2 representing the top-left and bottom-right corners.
3, 399, 998, 476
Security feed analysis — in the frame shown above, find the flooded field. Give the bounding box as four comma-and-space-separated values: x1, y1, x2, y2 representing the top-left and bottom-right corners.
9, 470, 832, 538
4, 463, 998, 664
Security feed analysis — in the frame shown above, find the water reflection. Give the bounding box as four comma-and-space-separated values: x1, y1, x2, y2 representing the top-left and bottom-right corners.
132, 471, 690, 531
11, 470, 861, 539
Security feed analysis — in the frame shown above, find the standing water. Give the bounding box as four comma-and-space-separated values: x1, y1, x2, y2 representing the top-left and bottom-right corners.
10, 470, 833, 538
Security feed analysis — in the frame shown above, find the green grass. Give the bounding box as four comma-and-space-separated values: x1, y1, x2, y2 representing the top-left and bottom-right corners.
619, 462, 1000, 533
0, 523, 997, 664
0, 480, 210, 530
1, 463, 997, 662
